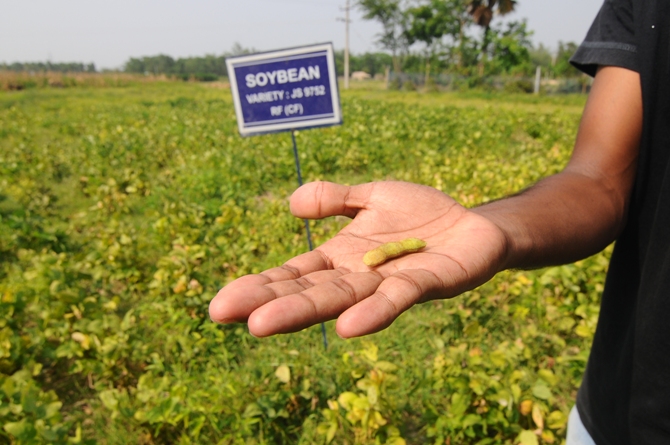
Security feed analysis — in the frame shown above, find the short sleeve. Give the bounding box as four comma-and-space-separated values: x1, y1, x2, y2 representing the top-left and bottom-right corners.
570, 0, 638, 77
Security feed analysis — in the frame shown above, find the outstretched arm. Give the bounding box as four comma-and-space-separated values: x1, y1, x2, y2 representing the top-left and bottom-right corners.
209, 66, 642, 339
476, 66, 642, 270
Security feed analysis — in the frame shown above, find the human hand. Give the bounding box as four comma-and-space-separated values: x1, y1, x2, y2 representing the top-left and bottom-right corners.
209, 181, 508, 338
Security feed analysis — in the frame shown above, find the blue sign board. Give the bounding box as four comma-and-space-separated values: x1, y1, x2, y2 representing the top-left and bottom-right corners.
226, 43, 342, 136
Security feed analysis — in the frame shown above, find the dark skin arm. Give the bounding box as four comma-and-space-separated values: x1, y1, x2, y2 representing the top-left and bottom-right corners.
209, 66, 642, 339
474, 65, 642, 269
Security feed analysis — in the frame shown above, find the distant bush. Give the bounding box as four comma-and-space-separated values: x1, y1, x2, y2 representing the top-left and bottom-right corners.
402, 80, 416, 91
387, 77, 402, 90
424, 77, 439, 93
504, 79, 534, 94
193, 73, 219, 82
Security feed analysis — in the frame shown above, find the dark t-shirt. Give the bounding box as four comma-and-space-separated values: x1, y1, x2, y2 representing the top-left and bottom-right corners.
570, 1, 670, 444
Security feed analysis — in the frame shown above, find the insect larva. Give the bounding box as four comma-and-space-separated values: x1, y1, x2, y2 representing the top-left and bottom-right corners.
363, 238, 427, 267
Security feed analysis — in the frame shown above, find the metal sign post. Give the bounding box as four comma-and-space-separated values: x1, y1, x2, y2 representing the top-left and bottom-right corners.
227, 43, 343, 348
290, 130, 329, 348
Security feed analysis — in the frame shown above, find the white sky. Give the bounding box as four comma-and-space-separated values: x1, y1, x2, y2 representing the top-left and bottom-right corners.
0, 0, 604, 70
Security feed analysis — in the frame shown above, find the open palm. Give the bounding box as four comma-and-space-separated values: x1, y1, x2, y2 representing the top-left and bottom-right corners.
209, 181, 508, 338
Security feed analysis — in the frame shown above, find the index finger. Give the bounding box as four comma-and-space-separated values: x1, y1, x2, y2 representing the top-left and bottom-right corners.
246, 270, 385, 337
209, 249, 333, 323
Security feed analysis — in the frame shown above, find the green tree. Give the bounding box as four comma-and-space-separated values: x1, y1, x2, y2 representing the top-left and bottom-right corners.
125, 54, 228, 78
488, 20, 533, 75
451, 0, 476, 71
143, 54, 176, 76
530, 43, 553, 71
358, 0, 409, 73
124, 58, 145, 74
334, 51, 393, 77
404, 0, 462, 83
553, 41, 581, 77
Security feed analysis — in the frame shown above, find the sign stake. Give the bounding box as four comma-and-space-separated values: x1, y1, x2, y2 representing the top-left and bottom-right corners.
227, 44, 341, 350
291, 130, 328, 349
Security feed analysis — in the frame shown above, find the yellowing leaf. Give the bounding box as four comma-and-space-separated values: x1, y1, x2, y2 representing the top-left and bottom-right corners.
71, 332, 91, 350
517, 430, 539, 445
371, 410, 386, 428
3, 420, 28, 438
275, 364, 291, 384
463, 321, 481, 336
173, 280, 187, 294
575, 322, 593, 338
520, 400, 533, 416
359, 341, 379, 363
469, 347, 482, 357
337, 391, 358, 410
469, 378, 484, 396
538, 369, 557, 386
99, 389, 119, 411
516, 274, 531, 285
326, 420, 338, 443
557, 317, 576, 332
385, 426, 406, 444
532, 404, 544, 430
541, 429, 556, 443
375, 360, 398, 372
547, 410, 567, 429
1, 291, 14, 303
367, 384, 379, 405
490, 349, 506, 367
510, 370, 525, 382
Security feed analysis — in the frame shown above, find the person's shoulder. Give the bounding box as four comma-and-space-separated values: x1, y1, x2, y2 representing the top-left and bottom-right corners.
570, 0, 638, 77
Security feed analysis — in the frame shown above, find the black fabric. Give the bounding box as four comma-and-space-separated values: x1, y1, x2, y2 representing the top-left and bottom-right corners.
571, 0, 638, 76
570, 1, 670, 444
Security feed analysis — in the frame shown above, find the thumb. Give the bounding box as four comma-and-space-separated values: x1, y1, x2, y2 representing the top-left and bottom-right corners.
290, 181, 373, 219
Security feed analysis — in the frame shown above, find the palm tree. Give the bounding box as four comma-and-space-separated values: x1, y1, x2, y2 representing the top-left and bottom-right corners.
468, 0, 516, 28
467, 0, 517, 73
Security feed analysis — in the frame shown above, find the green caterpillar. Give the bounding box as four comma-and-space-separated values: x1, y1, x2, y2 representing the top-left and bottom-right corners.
363, 238, 427, 267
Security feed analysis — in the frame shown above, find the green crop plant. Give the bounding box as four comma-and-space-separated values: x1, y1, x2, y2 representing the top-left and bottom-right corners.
0, 81, 592, 444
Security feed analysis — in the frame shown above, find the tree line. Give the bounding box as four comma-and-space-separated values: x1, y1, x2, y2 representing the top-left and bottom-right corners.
120, 42, 579, 82
121, 0, 582, 81
122, 43, 255, 80
0, 62, 96, 73
358, 0, 582, 79
0, 43, 579, 81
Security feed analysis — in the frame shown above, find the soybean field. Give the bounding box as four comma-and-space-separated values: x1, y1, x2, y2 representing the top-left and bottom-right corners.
0, 81, 605, 445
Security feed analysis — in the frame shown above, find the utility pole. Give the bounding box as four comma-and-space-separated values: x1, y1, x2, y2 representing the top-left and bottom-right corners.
338, 0, 351, 89
345, 0, 350, 89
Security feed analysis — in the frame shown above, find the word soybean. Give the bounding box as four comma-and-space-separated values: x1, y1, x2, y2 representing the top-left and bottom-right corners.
363, 238, 427, 267
245, 66, 321, 88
